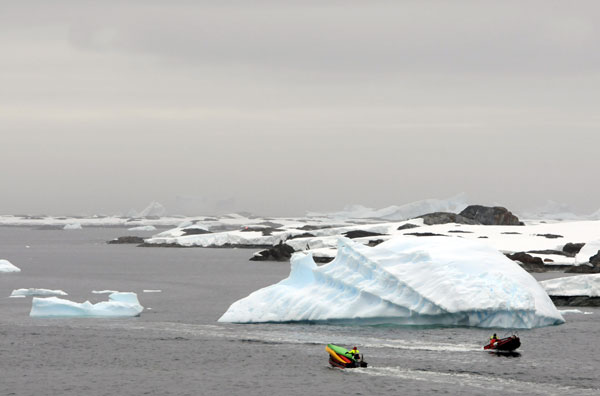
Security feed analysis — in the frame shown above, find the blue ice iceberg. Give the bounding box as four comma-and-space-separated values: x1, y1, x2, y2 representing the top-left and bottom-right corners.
219, 237, 564, 328
30, 292, 143, 318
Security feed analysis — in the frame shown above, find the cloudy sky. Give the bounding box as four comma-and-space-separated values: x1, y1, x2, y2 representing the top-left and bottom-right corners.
2, 1, 599, 216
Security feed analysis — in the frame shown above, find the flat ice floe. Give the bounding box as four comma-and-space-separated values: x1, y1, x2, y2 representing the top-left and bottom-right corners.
219, 237, 564, 328
63, 223, 82, 230
30, 292, 143, 317
0, 259, 21, 273
540, 274, 600, 297
10, 288, 67, 297
128, 225, 157, 231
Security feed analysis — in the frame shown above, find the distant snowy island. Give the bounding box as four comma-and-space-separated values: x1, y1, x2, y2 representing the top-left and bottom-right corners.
4, 197, 600, 325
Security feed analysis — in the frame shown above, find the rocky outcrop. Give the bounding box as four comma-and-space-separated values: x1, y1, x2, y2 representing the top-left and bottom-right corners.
459, 205, 523, 226
505, 252, 546, 272
589, 250, 600, 266
250, 243, 296, 261
417, 212, 479, 226
562, 242, 585, 256
287, 232, 316, 240
404, 232, 447, 237
549, 296, 600, 307
527, 249, 571, 257
565, 263, 600, 274
182, 228, 211, 236
343, 230, 387, 239
397, 223, 419, 230
536, 233, 563, 239
107, 236, 146, 244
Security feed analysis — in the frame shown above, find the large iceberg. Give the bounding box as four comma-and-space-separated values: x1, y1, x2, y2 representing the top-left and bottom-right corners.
30, 292, 143, 318
219, 237, 564, 328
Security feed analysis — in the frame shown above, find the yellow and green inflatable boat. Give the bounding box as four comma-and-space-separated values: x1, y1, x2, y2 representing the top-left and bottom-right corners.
326, 344, 368, 369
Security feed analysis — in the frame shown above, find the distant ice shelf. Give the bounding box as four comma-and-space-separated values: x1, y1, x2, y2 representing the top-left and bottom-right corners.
219, 237, 564, 328
30, 292, 144, 318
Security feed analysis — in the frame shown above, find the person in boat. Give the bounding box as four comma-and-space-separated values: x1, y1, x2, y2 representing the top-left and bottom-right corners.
348, 346, 360, 360
489, 333, 498, 345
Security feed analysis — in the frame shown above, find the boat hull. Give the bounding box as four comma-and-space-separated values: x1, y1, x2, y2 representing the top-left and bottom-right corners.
484, 336, 521, 351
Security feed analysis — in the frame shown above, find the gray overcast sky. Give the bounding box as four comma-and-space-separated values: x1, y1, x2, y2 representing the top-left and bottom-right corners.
2, 1, 599, 216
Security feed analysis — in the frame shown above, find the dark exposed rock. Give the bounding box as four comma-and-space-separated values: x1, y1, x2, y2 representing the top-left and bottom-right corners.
287, 232, 316, 240
478, 236, 488, 239
549, 296, 600, 307
418, 212, 479, 226
299, 224, 337, 231
343, 230, 387, 239
108, 236, 145, 244
404, 232, 447, 237
565, 264, 600, 274
589, 250, 600, 266
562, 242, 585, 256
249, 242, 296, 261
544, 258, 554, 263
368, 239, 384, 247
501, 232, 521, 235
459, 205, 523, 226
505, 252, 546, 272
447, 230, 474, 234
397, 223, 419, 230
527, 249, 571, 257
258, 221, 284, 228
536, 233, 563, 239
313, 256, 334, 264
182, 228, 211, 236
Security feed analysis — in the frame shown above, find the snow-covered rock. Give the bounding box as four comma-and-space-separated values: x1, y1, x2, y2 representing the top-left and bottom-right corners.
576, 240, 600, 264
10, 288, 67, 297
0, 259, 20, 273
30, 292, 143, 317
219, 237, 564, 328
63, 223, 82, 230
127, 225, 157, 231
540, 274, 600, 297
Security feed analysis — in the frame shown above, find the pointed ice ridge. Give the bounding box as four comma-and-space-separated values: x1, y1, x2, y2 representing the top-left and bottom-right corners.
219, 237, 564, 328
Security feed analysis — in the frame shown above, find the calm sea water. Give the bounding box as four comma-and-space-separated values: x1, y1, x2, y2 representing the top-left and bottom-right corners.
0, 227, 598, 396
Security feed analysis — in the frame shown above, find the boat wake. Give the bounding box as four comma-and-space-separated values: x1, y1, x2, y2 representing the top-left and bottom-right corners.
356, 366, 598, 396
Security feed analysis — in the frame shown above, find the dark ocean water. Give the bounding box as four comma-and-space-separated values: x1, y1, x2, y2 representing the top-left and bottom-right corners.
0, 227, 598, 396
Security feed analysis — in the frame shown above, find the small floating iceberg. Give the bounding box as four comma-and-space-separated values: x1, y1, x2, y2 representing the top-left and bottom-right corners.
0, 259, 21, 273
30, 292, 143, 318
10, 288, 67, 297
63, 223, 82, 230
219, 237, 564, 328
128, 225, 157, 231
